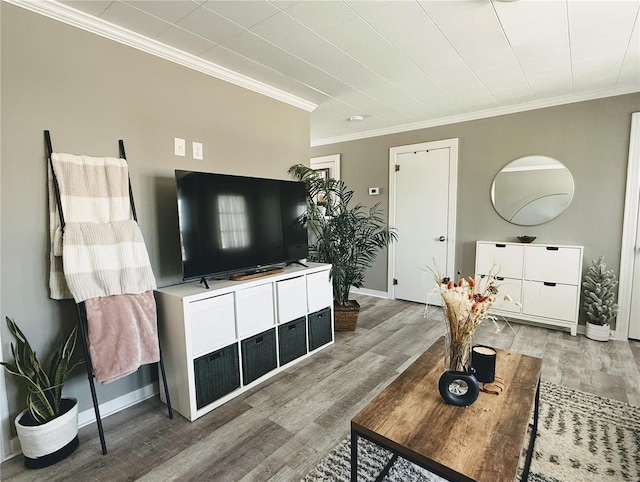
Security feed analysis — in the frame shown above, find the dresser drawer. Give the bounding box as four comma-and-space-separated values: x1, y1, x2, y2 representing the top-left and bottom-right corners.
524, 246, 582, 284
236, 283, 275, 338
188, 293, 236, 357
476, 242, 524, 279
522, 280, 578, 322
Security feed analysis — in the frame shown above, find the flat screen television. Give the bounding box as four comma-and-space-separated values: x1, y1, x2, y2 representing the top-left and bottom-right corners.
175, 169, 308, 281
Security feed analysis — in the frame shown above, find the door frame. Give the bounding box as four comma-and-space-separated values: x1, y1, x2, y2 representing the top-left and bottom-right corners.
388, 139, 458, 300
617, 112, 640, 340
310, 154, 340, 180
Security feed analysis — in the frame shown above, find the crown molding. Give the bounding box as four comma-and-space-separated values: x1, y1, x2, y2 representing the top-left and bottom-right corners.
311, 86, 640, 147
5, 0, 317, 113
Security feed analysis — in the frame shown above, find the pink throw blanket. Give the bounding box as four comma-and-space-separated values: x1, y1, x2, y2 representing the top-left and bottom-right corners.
85, 291, 160, 383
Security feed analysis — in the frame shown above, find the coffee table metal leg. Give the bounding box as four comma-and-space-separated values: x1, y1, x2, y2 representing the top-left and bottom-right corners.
522, 378, 541, 481
351, 429, 358, 482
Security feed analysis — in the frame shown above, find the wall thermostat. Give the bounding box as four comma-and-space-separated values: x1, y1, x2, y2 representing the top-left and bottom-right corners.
368, 187, 380, 195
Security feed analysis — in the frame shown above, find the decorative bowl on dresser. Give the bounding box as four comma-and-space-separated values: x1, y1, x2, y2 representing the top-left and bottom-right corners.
475, 241, 584, 336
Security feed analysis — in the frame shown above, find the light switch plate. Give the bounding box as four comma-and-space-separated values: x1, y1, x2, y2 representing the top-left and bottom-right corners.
174, 137, 185, 157
369, 187, 380, 195
193, 142, 203, 160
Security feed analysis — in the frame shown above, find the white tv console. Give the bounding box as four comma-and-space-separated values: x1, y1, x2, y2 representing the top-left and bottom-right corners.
475, 241, 584, 336
155, 262, 334, 421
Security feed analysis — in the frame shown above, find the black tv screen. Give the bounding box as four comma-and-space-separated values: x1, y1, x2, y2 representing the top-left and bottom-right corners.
175, 170, 308, 280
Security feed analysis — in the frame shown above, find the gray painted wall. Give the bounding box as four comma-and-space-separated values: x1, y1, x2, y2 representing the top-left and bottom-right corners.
311, 93, 640, 330
0, 4, 309, 423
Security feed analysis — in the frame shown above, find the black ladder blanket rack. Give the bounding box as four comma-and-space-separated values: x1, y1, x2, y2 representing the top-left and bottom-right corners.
45, 130, 173, 455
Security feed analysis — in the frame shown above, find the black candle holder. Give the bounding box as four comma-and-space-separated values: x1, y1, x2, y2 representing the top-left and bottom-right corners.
472, 345, 496, 383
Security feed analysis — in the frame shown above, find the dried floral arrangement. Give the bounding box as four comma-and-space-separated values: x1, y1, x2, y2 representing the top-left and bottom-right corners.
429, 266, 514, 371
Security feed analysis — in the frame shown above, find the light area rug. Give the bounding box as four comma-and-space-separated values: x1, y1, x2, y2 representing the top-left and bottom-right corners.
303, 381, 640, 482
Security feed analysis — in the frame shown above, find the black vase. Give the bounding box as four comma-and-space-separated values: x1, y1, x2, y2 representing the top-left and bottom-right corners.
438, 370, 480, 406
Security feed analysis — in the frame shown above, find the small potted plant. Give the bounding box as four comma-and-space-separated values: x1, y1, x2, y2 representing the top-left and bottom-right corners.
582, 257, 618, 341
1, 317, 82, 468
289, 164, 397, 330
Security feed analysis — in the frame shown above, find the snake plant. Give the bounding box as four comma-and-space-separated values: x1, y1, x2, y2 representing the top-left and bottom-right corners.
1, 317, 81, 424
288, 164, 397, 306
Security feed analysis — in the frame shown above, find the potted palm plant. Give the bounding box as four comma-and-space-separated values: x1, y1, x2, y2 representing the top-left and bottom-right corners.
289, 164, 397, 330
582, 257, 618, 341
1, 317, 82, 468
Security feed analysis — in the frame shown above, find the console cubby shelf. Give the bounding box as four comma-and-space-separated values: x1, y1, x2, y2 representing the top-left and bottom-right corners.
155, 262, 334, 421
475, 241, 584, 336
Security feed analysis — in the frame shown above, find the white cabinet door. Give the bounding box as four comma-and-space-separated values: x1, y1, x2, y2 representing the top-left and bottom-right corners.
236, 284, 275, 338
524, 246, 582, 284
491, 278, 522, 314
476, 242, 524, 278
276, 276, 307, 324
522, 281, 578, 322
188, 293, 236, 357
307, 270, 333, 313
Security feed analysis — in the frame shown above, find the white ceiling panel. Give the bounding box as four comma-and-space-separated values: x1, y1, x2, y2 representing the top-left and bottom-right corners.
39, 0, 640, 144
202, 0, 280, 29
492, 84, 534, 104
156, 26, 215, 56
529, 78, 573, 97
568, 1, 639, 45
525, 66, 572, 85
572, 37, 631, 67
343, 0, 396, 17
495, 1, 569, 60
285, 1, 356, 33
249, 11, 316, 50
60, 0, 113, 17
520, 51, 571, 74
319, 19, 428, 86
390, 100, 438, 118
219, 31, 309, 75
123, 1, 200, 24
177, 5, 245, 44
360, 1, 441, 53
100, 1, 171, 38
199, 43, 329, 104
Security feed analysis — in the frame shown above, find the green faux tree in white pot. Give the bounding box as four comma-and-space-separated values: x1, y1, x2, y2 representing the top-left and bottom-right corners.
582, 257, 618, 341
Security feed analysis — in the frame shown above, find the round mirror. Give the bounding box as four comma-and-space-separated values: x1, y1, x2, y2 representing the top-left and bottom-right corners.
491, 155, 574, 226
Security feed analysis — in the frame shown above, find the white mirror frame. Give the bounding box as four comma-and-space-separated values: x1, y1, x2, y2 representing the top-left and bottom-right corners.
491, 155, 575, 226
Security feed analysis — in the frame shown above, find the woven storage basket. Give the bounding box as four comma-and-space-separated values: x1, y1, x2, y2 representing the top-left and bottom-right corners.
334, 300, 360, 331
16, 398, 78, 459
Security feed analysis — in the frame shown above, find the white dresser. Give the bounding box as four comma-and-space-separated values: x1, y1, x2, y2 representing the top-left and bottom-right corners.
475, 241, 583, 335
155, 263, 334, 421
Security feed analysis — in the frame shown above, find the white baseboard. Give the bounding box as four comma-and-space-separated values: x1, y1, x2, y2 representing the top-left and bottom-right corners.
3, 383, 158, 462
78, 382, 158, 428
350, 287, 390, 299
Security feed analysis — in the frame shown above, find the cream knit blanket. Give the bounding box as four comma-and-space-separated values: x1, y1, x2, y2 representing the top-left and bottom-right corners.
48, 152, 156, 301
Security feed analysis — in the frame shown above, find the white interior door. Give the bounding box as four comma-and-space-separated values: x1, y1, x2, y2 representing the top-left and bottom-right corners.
630, 239, 640, 340
390, 140, 458, 304
619, 112, 640, 340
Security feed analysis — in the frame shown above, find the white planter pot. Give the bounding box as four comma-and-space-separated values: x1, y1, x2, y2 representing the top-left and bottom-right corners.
15, 397, 79, 469
586, 322, 610, 342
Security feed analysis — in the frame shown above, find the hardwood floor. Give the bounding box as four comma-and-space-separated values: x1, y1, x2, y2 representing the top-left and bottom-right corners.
2, 295, 639, 481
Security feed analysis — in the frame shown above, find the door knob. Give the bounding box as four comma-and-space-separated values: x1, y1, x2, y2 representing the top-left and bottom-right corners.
439, 236, 446, 242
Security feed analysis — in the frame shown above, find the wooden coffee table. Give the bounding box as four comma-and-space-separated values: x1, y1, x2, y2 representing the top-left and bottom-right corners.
351, 337, 542, 482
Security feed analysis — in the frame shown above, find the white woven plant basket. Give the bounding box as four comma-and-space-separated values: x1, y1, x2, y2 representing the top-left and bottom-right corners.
586, 322, 610, 342
15, 398, 78, 458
